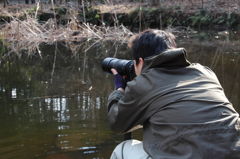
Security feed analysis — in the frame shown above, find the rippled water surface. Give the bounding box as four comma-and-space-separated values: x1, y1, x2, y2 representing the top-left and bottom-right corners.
0, 32, 239, 159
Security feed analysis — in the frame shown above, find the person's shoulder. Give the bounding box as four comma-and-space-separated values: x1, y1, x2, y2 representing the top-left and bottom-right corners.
127, 73, 153, 94
190, 63, 213, 72
190, 63, 218, 79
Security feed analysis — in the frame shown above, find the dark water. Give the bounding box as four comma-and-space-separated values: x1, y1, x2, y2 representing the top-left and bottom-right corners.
0, 32, 239, 159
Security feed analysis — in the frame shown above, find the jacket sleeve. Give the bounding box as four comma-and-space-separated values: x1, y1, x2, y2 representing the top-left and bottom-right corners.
107, 79, 149, 133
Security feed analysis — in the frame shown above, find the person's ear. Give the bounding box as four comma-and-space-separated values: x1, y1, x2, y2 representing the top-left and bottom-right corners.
139, 58, 144, 66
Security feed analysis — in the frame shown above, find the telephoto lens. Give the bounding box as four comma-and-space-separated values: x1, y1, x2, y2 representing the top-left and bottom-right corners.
102, 57, 136, 80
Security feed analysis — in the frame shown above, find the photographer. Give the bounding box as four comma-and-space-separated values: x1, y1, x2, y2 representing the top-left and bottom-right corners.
107, 29, 240, 159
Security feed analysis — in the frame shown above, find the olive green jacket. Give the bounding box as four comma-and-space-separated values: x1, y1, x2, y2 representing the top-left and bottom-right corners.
107, 48, 240, 159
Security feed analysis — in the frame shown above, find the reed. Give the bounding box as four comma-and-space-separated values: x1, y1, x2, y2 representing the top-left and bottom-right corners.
0, 8, 132, 55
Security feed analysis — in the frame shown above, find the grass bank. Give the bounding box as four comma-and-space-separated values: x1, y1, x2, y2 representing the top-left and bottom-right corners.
0, 1, 240, 55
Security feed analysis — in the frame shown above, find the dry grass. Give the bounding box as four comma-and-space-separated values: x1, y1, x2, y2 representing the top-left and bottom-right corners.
167, 0, 240, 13
97, 0, 240, 14
0, 10, 132, 55
94, 2, 140, 14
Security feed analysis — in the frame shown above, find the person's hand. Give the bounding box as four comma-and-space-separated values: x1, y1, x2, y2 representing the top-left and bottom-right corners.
111, 68, 126, 92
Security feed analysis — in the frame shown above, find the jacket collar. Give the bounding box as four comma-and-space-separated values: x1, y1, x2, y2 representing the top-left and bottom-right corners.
142, 48, 191, 72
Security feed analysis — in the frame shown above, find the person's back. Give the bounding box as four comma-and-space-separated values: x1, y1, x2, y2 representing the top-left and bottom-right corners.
137, 60, 240, 158
107, 29, 240, 159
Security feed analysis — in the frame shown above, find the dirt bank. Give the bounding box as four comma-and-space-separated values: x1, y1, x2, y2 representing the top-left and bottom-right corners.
91, 1, 240, 30
1, 1, 240, 31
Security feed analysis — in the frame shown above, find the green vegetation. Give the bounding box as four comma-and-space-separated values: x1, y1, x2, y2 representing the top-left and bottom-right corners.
0, 14, 11, 24
0, 37, 7, 57
1, 2, 240, 31
91, 7, 240, 30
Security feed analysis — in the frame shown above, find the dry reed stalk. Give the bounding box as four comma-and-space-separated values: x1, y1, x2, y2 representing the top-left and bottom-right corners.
1, 8, 133, 55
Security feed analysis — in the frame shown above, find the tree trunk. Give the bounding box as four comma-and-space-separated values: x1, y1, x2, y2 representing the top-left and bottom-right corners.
48, 0, 56, 4
3, 0, 9, 7
150, 0, 159, 6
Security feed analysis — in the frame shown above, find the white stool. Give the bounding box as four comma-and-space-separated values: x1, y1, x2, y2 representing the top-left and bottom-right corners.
110, 139, 152, 159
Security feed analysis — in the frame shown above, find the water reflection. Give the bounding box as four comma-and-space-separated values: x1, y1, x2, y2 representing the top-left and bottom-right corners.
179, 38, 240, 111
0, 42, 118, 159
0, 35, 239, 159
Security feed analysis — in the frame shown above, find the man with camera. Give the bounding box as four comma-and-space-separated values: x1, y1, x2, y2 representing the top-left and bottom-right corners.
106, 29, 240, 159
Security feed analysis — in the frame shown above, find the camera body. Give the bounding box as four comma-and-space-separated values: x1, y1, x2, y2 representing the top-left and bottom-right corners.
102, 57, 136, 80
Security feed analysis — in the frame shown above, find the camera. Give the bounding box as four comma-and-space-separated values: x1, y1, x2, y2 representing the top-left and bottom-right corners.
102, 57, 136, 80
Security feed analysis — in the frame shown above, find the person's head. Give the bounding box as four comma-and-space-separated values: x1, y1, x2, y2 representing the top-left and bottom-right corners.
128, 29, 177, 75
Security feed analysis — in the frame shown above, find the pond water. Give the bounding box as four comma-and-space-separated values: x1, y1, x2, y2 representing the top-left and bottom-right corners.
0, 31, 240, 159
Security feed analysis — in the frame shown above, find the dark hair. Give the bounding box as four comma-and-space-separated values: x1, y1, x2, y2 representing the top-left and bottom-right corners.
128, 29, 176, 64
